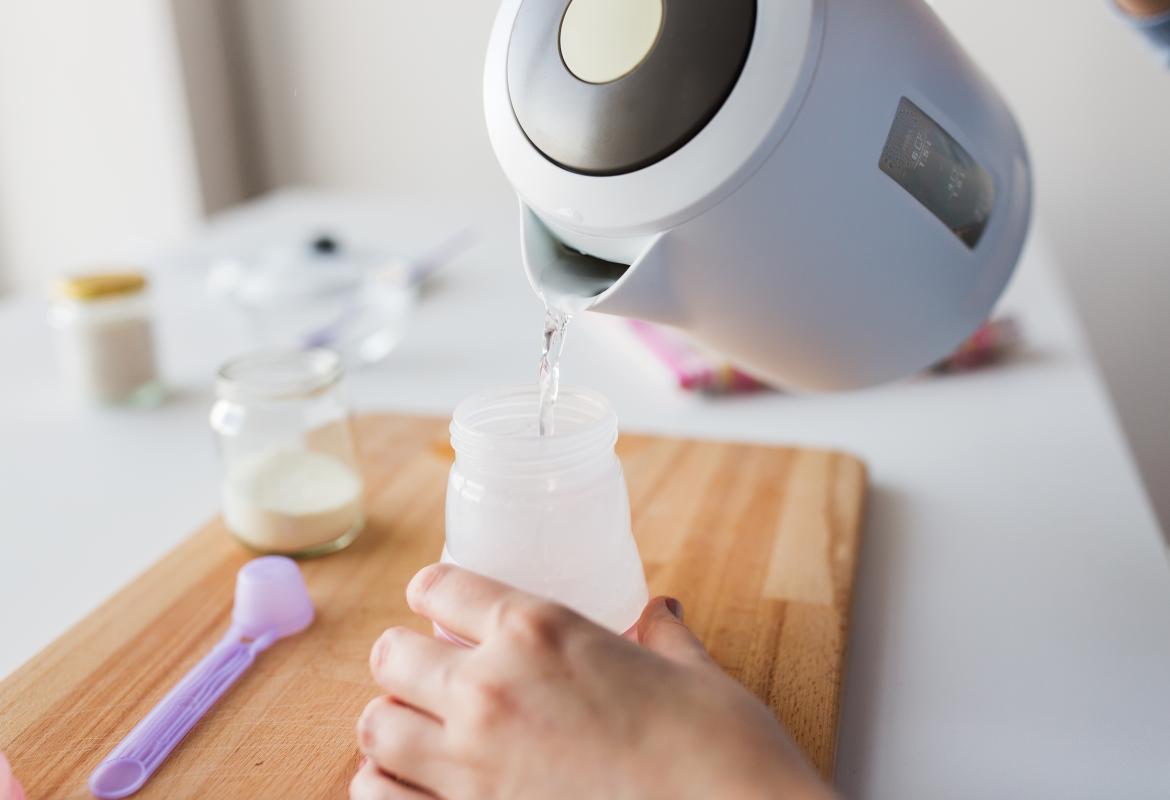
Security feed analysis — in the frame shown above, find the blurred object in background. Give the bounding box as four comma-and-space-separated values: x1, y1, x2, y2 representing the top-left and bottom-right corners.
617, 317, 1023, 395
48, 272, 164, 408
623, 320, 769, 395
207, 228, 475, 367
931, 318, 1024, 374
1115, 0, 1170, 62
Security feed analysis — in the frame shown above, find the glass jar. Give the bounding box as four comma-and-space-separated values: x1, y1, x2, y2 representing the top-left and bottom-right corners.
48, 272, 164, 407
210, 349, 364, 557
444, 385, 649, 635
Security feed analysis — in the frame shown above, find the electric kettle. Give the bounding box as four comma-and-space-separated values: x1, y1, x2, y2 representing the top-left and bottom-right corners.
485, 0, 1032, 390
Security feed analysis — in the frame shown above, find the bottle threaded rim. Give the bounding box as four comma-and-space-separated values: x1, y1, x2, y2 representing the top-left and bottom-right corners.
450, 385, 618, 473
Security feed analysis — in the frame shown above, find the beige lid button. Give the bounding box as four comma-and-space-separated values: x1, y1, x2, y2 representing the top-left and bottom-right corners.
559, 0, 664, 85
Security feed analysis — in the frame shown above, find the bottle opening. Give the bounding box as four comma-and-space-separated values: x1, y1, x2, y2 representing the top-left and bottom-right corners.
450, 385, 618, 471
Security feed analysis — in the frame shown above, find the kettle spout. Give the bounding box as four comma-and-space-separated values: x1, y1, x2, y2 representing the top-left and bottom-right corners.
520, 204, 681, 325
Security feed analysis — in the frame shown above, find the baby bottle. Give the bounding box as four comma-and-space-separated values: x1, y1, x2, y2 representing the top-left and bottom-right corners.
443, 385, 649, 637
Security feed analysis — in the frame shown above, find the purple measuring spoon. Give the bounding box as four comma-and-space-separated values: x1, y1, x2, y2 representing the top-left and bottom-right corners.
89, 557, 315, 799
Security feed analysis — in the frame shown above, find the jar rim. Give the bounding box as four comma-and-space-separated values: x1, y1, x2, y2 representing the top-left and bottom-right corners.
450, 385, 618, 469
216, 348, 343, 402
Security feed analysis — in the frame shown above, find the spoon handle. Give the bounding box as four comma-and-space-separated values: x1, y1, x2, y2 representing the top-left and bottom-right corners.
89, 629, 275, 799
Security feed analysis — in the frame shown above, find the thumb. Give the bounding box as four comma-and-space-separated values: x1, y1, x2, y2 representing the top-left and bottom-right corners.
1, 752, 24, 800
636, 597, 711, 667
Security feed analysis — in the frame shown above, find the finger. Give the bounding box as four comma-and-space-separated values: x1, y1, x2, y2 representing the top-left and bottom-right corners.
407, 563, 549, 644
636, 597, 712, 667
370, 626, 463, 716
357, 698, 446, 793
349, 761, 434, 800
0, 753, 23, 800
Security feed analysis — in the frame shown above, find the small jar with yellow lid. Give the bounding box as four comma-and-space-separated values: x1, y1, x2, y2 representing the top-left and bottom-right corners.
49, 272, 163, 407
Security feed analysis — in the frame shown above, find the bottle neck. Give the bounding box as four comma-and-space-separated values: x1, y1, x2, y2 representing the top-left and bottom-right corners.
450, 386, 618, 480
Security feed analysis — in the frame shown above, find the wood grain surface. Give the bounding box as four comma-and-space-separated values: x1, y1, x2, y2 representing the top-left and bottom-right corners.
0, 414, 867, 798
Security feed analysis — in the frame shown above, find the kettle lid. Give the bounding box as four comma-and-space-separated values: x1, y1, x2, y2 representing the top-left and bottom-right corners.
507, 0, 757, 176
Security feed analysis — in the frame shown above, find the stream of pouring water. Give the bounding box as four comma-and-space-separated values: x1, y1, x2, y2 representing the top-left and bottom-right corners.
534, 243, 629, 437
538, 306, 571, 437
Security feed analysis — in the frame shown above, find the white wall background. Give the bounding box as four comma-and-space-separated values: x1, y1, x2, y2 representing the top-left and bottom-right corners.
0, 1, 205, 292
229, 0, 511, 205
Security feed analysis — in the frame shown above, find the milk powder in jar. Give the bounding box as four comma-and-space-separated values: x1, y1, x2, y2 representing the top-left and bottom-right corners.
211, 349, 365, 557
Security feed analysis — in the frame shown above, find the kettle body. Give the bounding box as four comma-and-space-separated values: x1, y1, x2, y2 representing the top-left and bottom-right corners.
485, 0, 1032, 390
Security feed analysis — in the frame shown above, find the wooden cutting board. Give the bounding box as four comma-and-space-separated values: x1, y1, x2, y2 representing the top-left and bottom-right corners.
0, 414, 866, 798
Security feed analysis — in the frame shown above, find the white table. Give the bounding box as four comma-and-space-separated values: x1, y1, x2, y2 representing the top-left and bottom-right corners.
2, 190, 1168, 799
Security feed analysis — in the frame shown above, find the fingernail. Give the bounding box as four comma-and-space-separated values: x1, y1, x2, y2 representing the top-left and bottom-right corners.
358, 712, 375, 750
665, 598, 684, 621
370, 633, 388, 671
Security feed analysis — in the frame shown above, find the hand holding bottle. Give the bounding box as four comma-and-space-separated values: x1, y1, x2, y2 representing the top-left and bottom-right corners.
352, 564, 834, 800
